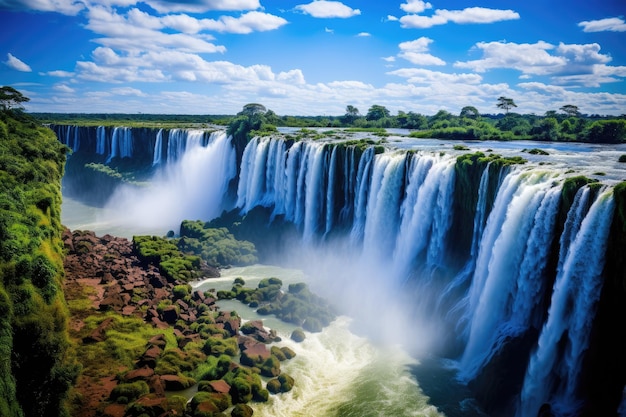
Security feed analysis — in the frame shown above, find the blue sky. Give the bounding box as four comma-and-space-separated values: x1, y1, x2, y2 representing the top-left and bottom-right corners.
1, 0, 625, 116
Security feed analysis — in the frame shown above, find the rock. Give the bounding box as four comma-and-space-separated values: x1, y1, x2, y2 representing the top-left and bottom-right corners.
207, 380, 231, 394
83, 317, 114, 343
290, 329, 306, 343
161, 305, 179, 324
122, 367, 154, 382
240, 343, 271, 367
281, 346, 296, 359
160, 374, 193, 391
231, 403, 254, 417
148, 333, 167, 348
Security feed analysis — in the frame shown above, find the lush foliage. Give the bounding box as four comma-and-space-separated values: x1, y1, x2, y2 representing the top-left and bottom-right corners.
179, 220, 258, 267
133, 235, 202, 282
219, 278, 336, 332
0, 108, 79, 417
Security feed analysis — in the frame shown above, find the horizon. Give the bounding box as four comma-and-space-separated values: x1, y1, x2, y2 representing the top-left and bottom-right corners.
2, 0, 625, 116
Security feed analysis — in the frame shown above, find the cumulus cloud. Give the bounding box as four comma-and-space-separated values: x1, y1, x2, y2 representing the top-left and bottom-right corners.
400, 6, 519, 29
400, 0, 432, 14
162, 11, 287, 34
454, 41, 566, 74
5, 53, 32, 72
198, 11, 288, 34
295, 1, 361, 18
578, 17, 626, 32
396, 37, 445, 66
86, 7, 226, 53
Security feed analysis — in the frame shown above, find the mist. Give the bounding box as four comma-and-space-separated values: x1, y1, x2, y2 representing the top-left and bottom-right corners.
100, 131, 236, 234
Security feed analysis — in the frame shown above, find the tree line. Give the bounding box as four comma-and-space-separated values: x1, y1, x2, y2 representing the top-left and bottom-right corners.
3, 85, 623, 144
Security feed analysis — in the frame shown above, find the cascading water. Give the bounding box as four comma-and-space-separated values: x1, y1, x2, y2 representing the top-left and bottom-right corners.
54, 125, 625, 417
518, 187, 615, 417
102, 130, 236, 232
152, 128, 163, 166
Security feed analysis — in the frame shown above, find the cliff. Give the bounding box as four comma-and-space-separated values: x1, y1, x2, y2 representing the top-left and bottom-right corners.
0, 111, 78, 417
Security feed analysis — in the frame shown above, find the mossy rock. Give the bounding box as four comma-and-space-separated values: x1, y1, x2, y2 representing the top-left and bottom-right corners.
271, 346, 287, 361
267, 373, 294, 394
619, 154, 626, 163
281, 346, 296, 359
231, 403, 254, 417
109, 381, 149, 402
290, 329, 305, 343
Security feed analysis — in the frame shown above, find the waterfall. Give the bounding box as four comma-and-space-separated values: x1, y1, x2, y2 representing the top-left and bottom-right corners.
96, 126, 107, 155
518, 188, 615, 417
152, 128, 163, 166
52, 124, 624, 416
350, 147, 375, 245
392, 154, 456, 280
459, 170, 561, 381
103, 130, 236, 231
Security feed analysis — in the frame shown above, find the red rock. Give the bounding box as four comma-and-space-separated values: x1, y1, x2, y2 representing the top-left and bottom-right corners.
207, 380, 230, 394
122, 367, 154, 382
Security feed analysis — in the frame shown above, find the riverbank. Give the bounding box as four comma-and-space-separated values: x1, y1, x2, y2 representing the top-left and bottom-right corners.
62, 228, 299, 417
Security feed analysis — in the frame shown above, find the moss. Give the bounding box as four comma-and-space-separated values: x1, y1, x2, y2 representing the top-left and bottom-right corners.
109, 381, 149, 402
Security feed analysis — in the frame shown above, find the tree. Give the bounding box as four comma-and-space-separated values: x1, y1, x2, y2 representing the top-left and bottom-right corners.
460, 106, 480, 119
496, 96, 517, 114
365, 104, 390, 121
0, 86, 30, 111
560, 104, 580, 117
238, 103, 266, 117
343, 105, 360, 124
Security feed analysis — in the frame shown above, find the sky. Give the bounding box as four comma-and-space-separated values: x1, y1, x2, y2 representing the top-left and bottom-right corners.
1, 0, 625, 116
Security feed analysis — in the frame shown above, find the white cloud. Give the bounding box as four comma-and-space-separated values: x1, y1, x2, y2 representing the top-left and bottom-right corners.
110, 87, 146, 96
5, 53, 32, 72
0, 0, 85, 15
43, 70, 75, 77
386, 15, 399, 22
175, 11, 288, 34
53, 83, 75, 93
556, 42, 611, 64
388, 68, 482, 85
357, 32, 371, 37
382, 56, 396, 62
295, 1, 361, 18
436, 7, 519, 24
396, 37, 445, 66
400, 0, 432, 14
143, 0, 261, 13
578, 17, 626, 33
399, 37, 433, 53
398, 52, 445, 66
454, 41, 565, 74
400, 6, 519, 29
86, 7, 226, 54
453, 40, 624, 88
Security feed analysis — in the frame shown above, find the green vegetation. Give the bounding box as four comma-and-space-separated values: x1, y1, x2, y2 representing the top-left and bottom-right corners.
133, 235, 202, 282
0, 104, 79, 417
220, 278, 336, 332
179, 220, 258, 267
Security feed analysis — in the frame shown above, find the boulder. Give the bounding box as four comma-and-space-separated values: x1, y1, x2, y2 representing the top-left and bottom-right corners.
122, 367, 154, 382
